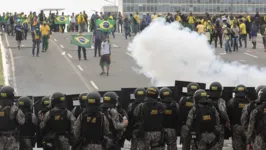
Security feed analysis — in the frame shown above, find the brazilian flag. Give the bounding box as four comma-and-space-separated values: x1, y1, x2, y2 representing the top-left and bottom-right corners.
71, 34, 92, 48
55, 16, 69, 25
96, 19, 115, 32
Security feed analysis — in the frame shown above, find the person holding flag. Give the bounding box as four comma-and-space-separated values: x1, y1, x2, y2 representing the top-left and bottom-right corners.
22, 16, 29, 40
31, 25, 42, 57
77, 30, 87, 60
40, 21, 50, 52
15, 19, 24, 49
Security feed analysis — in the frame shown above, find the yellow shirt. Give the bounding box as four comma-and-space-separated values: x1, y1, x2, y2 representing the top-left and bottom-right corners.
134, 14, 140, 23
196, 24, 205, 34
239, 23, 247, 34
40, 25, 50, 36
151, 15, 158, 20
108, 16, 114, 20
77, 15, 84, 24
175, 15, 181, 22
264, 15, 266, 21
188, 16, 195, 24
247, 15, 251, 22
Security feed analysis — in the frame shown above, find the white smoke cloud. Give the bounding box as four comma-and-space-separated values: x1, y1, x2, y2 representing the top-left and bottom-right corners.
128, 19, 266, 87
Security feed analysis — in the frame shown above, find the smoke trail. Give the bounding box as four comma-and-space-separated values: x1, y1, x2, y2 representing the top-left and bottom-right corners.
128, 19, 266, 87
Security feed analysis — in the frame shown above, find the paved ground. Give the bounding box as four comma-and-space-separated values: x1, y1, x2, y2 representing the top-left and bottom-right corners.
2, 31, 265, 150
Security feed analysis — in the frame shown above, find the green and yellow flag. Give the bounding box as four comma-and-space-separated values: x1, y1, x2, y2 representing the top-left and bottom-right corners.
71, 34, 92, 48
95, 19, 115, 32
55, 16, 69, 24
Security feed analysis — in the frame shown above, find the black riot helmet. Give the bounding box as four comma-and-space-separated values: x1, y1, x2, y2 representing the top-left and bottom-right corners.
146, 86, 159, 99
256, 85, 266, 97
41, 96, 51, 108
209, 82, 223, 99
50, 92, 66, 109
86, 91, 101, 107
134, 88, 146, 102
0, 86, 15, 106
159, 87, 173, 103
233, 84, 248, 98
78, 92, 88, 108
101, 92, 118, 108
18, 96, 33, 113
193, 89, 211, 104
258, 87, 266, 102
187, 82, 200, 96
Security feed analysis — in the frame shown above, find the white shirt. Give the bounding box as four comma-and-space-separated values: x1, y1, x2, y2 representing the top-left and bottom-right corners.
71, 16, 76, 23
101, 41, 110, 55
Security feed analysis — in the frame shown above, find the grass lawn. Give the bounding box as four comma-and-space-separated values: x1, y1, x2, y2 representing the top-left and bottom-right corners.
0, 47, 5, 85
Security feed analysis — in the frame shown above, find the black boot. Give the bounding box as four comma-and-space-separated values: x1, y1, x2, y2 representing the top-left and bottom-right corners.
254, 42, 256, 49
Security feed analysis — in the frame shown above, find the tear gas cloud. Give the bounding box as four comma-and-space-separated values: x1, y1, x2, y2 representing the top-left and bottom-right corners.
127, 19, 266, 87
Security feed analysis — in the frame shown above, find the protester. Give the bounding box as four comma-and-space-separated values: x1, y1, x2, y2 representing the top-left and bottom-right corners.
15, 20, 24, 49
100, 37, 111, 76
124, 15, 131, 40
77, 31, 87, 60
251, 21, 258, 49
31, 26, 42, 57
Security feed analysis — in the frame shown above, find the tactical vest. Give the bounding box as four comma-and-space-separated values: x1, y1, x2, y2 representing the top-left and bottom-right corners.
179, 96, 194, 125
81, 111, 103, 144
195, 105, 216, 134
130, 101, 141, 129
74, 106, 83, 119
19, 113, 35, 137
142, 101, 164, 131
231, 98, 249, 125
255, 103, 266, 140
47, 109, 70, 134
0, 106, 16, 132
162, 102, 178, 129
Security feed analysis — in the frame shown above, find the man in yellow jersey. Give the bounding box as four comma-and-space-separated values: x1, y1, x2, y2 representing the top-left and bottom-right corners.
239, 19, 247, 48
187, 12, 195, 30
175, 11, 182, 22
40, 21, 50, 52
133, 11, 140, 34
151, 12, 158, 20
196, 22, 205, 35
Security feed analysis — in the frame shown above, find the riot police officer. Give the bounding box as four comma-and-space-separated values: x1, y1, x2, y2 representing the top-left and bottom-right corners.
72, 93, 88, 118
40, 92, 76, 150
160, 87, 179, 150
134, 86, 165, 150
179, 82, 200, 150
0, 86, 25, 150
247, 87, 266, 150
181, 89, 220, 150
101, 91, 128, 150
38, 96, 50, 122
18, 96, 38, 150
116, 100, 128, 148
208, 82, 230, 150
126, 88, 146, 150
227, 84, 250, 150
241, 85, 266, 133
73, 91, 112, 150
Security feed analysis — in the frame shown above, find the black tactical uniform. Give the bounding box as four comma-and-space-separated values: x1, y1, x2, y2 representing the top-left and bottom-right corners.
208, 82, 230, 150
0, 86, 25, 150
241, 85, 266, 132
73, 91, 112, 150
160, 87, 179, 150
18, 96, 38, 150
38, 96, 51, 122
179, 82, 200, 150
116, 101, 128, 148
227, 85, 250, 150
247, 87, 266, 149
101, 92, 127, 150
134, 86, 165, 150
182, 89, 220, 150
126, 88, 146, 150
72, 93, 88, 118
40, 92, 76, 150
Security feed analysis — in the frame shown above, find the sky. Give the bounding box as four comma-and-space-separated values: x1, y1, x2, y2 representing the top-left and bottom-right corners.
2, 0, 116, 16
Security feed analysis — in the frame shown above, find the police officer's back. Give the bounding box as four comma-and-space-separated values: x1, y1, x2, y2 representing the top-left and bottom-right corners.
247, 87, 266, 150
101, 91, 128, 150
40, 92, 76, 150
160, 87, 179, 150
182, 89, 220, 150
73, 91, 112, 150
18, 96, 38, 150
227, 84, 250, 150
241, 85, 266, 131
0, 86, 25, 150
134, 87, 165, 150
72, 93, 88, 119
